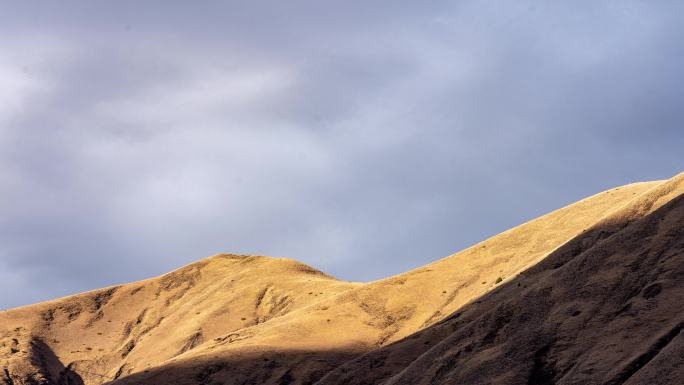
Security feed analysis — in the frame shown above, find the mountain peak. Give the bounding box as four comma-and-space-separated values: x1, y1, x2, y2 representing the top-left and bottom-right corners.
2, 173, 683, 385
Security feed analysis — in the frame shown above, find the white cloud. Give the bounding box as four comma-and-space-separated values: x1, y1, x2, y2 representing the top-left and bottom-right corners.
0, 62, 45, 126
0, 36, 72, 125
90, 65, 296, 130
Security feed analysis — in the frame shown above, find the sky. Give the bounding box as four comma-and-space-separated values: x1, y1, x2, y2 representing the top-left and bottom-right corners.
1, 1, 683, 309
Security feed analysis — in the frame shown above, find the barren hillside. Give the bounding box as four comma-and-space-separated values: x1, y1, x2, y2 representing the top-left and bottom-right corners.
2, 173, 682, 385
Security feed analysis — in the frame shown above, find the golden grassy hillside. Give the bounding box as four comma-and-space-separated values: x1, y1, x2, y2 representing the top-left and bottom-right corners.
2, 173, 682, 385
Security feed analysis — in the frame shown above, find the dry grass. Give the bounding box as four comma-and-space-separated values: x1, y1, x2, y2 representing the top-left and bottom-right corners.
2, 173, 682, 385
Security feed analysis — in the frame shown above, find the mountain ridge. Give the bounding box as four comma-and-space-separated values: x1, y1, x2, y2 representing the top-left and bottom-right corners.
2, 173, 682, 385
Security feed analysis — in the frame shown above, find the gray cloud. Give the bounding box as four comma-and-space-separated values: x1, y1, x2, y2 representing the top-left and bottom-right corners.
1, 1, 683, 308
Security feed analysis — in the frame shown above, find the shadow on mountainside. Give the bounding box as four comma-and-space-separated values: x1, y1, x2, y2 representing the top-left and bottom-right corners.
104, 349, 360, 385
106, 192, 684, 385
22, 338, 85, 385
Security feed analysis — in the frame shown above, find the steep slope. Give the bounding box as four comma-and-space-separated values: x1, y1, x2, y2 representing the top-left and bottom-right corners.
318, 173, 684, 385
1, 174, 682, 385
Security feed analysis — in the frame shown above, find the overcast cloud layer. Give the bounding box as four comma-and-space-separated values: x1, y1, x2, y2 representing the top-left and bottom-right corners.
1, 1, 683, 308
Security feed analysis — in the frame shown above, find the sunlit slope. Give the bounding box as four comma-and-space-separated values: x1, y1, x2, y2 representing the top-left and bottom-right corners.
0, 256, 358, 384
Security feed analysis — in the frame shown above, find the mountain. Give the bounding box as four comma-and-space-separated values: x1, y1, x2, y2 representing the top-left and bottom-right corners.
2, 173, 682, 385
